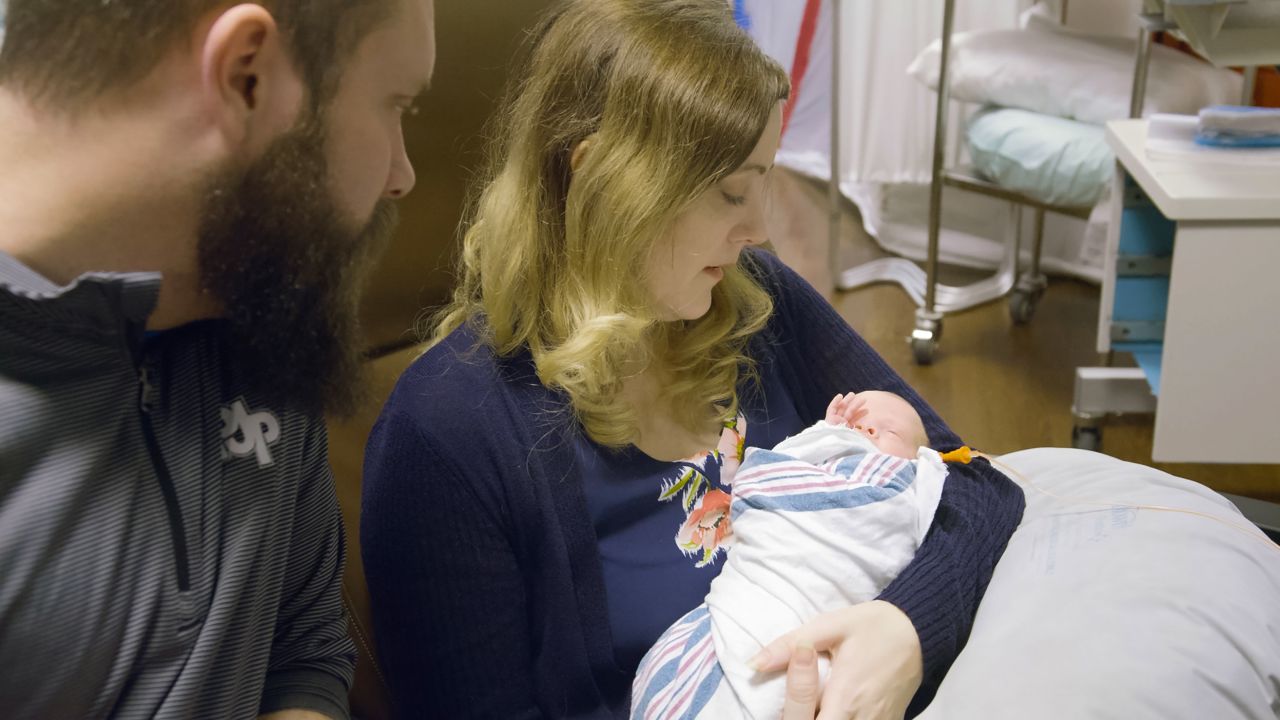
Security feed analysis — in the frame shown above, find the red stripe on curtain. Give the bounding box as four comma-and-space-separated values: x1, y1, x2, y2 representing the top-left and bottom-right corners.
783, 0, 824, 135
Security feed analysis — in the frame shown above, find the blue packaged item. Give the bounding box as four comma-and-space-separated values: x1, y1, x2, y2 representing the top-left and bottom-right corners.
1196, 105, 1280, 148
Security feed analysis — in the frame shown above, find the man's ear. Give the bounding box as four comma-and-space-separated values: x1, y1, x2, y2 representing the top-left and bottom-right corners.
199, 4, 301, 149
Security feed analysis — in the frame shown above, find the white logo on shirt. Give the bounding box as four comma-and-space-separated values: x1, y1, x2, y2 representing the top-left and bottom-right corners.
220, 399, 280, 467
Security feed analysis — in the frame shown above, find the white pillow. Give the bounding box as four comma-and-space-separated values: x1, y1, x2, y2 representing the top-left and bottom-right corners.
906, 25, 1243, 125
919, 448, 1280, 720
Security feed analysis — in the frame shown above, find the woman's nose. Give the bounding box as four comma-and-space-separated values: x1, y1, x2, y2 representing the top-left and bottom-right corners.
736, 203, 767, 246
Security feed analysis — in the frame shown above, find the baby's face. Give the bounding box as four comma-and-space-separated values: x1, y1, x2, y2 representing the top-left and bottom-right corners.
848, 392, 927, 459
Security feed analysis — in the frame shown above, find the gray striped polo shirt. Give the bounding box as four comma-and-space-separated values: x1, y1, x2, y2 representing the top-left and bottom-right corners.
0, 251, 355, 719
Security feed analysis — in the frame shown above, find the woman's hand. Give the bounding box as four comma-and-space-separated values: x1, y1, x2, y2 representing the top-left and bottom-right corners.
751, 600, 924, 720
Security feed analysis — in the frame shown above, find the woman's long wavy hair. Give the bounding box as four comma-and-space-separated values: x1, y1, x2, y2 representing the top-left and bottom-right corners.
430, 0, 790, 447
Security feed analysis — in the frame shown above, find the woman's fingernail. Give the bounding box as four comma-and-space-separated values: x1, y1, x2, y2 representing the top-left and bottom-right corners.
747, 651, 768, 671
794, 643, 816, 667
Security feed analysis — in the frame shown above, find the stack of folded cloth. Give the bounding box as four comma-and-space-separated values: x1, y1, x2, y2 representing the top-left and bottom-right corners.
1196, 105, 1280, 147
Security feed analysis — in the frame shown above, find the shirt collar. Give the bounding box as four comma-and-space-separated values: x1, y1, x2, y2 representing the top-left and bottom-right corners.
0, 249, 161, 330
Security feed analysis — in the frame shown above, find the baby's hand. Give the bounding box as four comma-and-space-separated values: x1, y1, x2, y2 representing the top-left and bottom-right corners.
824, 393, 868, 428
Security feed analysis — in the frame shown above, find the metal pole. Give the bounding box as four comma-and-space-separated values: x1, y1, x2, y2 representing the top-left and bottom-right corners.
1130, 26, 1152, 118
1242, 65, 1258, 106
1030, 207, 1046, 277
924, 0, 956, 312
828, 0, 841, 286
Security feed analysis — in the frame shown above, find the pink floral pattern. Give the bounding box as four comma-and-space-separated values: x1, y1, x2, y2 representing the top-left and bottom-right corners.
657, 415, 747, 568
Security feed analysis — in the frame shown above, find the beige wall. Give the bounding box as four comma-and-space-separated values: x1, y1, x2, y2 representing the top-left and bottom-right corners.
1064, 0, 1142, 36
332, 6, 561, 715
358, 0, 557, 354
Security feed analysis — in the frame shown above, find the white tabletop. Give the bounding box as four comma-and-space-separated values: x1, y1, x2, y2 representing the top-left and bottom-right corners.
1106, 119, 1280, 221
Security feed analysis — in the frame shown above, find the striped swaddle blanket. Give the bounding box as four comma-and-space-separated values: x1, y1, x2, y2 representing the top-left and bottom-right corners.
632, 422, 947, 719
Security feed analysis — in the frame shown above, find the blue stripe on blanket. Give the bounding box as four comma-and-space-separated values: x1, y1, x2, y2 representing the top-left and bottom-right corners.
681, 661, 725, 720
734, 483, 904, 515
634, 606, 722, 719
732, 449, 917, 518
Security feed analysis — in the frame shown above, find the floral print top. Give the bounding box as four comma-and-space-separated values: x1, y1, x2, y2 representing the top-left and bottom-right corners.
657, 415, 747, 568
576, 413, 756, 671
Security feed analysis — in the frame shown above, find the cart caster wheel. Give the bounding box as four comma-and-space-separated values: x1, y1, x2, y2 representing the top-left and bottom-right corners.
1008, 289, 1040, 325
910, 336, 938, 365
1072, 425, 1101, 451
910, 310, 943, 366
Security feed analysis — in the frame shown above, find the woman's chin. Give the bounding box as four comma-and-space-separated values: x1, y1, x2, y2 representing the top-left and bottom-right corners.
674, 297, 713, 322
654, 288, 715, 322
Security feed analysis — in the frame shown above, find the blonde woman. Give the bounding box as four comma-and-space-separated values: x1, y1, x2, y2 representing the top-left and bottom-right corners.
361, 1, 1024, 718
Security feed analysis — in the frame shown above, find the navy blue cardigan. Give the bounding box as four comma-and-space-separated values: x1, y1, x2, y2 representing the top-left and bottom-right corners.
361, 249, 1025, 719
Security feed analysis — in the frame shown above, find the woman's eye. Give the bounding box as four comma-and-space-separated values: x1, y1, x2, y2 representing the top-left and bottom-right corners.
722, 192, 747, 207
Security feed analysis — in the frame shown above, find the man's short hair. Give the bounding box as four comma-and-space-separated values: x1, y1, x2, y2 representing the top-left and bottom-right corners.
0, 0, 391, 110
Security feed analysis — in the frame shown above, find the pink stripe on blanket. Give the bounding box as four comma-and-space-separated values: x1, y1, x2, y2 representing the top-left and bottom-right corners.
636, 615, 703, 695
853, 454, 907, 488
646, 631, 716, 720
737, 480, 860, 498
666, 633, 718, 718
736, 455, 910, 501
737, 468, 845, 490
733, 461, 827, 487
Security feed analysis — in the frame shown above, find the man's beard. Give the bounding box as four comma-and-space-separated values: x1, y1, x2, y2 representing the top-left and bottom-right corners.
197, 119, 398, 418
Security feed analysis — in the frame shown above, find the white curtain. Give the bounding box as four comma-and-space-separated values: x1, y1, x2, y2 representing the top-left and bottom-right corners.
741, 0, 1108, 283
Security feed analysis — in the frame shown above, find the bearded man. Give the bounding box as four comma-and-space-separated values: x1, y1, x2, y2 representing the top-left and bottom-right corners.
0, 0, 435, 717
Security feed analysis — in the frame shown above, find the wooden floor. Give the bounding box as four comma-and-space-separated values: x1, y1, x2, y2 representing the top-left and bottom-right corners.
765, 168, 1280, 502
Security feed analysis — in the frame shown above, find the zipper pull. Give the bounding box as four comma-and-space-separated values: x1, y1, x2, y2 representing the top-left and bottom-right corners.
139, 365, 156, 414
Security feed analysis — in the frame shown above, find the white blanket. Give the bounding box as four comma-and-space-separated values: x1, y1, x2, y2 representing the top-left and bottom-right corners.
632, 423, 947, 719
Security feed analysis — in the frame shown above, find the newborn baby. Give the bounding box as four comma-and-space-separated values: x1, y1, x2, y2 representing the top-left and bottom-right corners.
632, 391, 950, 720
